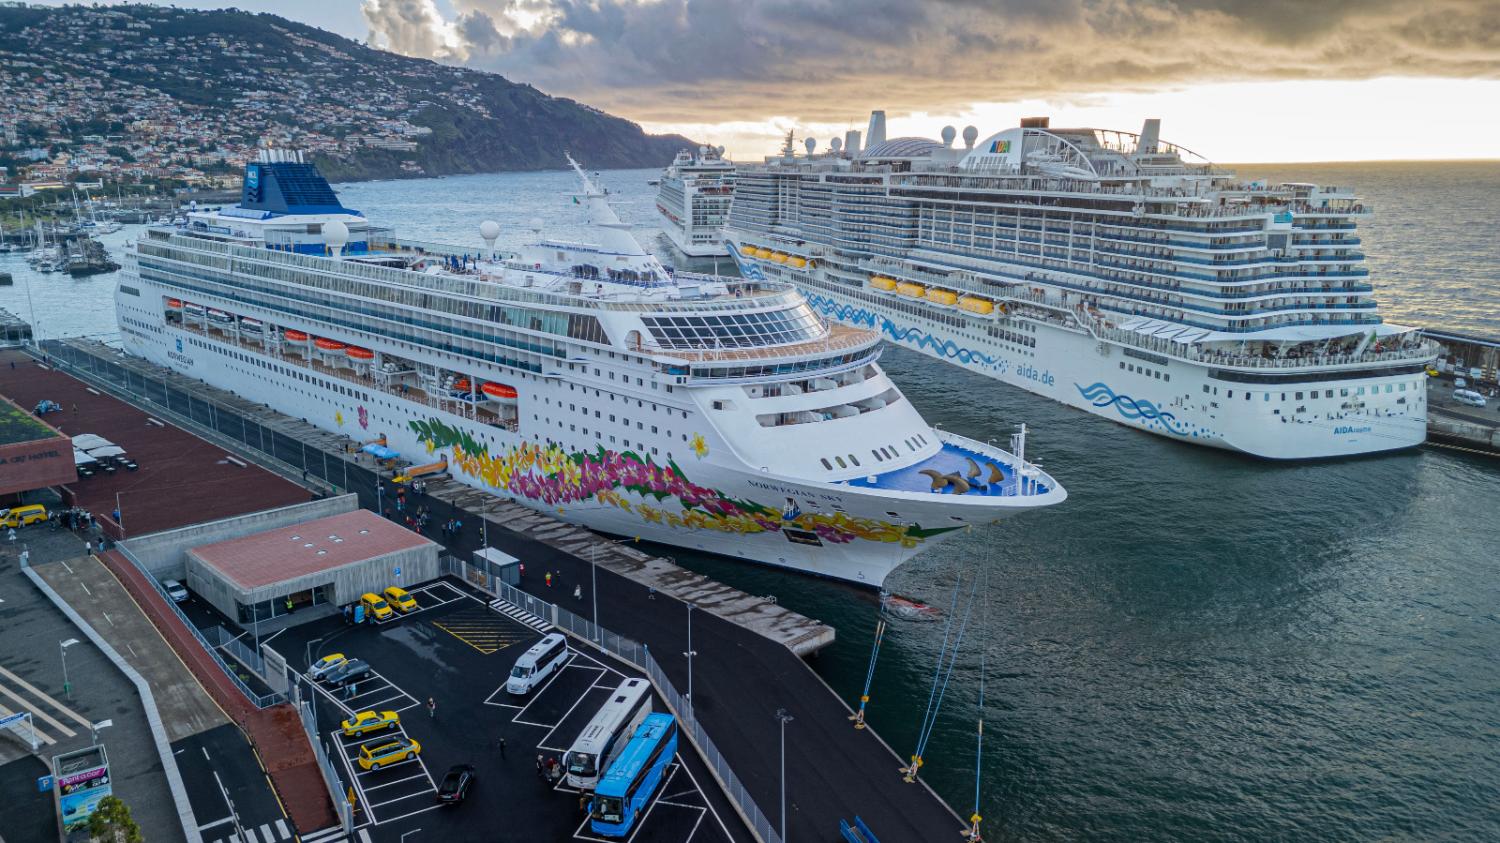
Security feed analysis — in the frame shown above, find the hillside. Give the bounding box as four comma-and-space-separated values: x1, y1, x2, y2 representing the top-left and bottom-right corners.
0, 4, 694, 184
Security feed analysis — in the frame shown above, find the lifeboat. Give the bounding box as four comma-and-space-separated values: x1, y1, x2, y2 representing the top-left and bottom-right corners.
239, 317, 264, 333
737, 243, 756, 256
346, 346, 374, 360
959, 295, 995, 315
870, 276, 897, 292
788, 256, 808, 268
166, 298, 183, 309
896, 281, 926, 298
771, 252, 790, 263
755, 247, 775, 260
481, 382, 518, 400
284, 329, 310, 342
314, 337, 347, 351
926, 288, 958, 306
452, 378, 472, 392
184, 302, 204, 314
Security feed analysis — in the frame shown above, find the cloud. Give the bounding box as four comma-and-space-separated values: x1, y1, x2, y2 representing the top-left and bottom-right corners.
361, 0, 1500, 126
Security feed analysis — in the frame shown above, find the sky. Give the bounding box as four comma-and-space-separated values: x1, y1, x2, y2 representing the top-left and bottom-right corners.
37, 0, 1500, 162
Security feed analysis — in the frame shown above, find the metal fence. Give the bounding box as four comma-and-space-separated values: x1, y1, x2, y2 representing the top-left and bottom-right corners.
112, 543, 287, 709
443, 555, 783, 843
205, 625, 267, 677
296, 697, 355, 834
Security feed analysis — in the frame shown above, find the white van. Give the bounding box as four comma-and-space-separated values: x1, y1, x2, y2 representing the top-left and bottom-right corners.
1453, 389, 1488, 408
506, 633, 569, 695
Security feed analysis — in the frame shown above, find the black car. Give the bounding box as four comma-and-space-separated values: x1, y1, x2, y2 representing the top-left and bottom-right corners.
436, 764, 475, 805
324, 658, 371, 686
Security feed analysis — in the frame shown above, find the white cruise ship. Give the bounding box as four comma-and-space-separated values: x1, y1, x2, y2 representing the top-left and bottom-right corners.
114, 147, 1065, 586
724, 114, 1439, 460
655, 146, 735, 258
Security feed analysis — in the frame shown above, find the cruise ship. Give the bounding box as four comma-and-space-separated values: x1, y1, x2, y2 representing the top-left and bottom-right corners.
114, 147, 1065, 586
655, 146, 735, 258
724, 113, 1439, 459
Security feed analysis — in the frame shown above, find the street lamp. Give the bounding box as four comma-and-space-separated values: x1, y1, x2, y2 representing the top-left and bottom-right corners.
305, 636, 326, 721
683, 604, 698, 712
589, 537, 637, 641
776, 708, 794, 841
59, 639, 79, 700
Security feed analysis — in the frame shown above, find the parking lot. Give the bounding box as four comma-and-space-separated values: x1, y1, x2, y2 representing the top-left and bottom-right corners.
272, 578, 751, 843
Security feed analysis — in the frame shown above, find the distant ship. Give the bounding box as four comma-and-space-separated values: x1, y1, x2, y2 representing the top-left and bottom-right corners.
724, 112, 1438, 460
655, 146, 735, 258
116, 146, 1065, 586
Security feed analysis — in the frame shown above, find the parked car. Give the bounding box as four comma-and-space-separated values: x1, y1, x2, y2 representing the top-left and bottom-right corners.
357, 736, 420, 771
324, 659, 372, 686
0, 505, 48, 529
383, 586, 418, 613
360, 592, 394, 621
1453, 389, 1488, 408
436, 764, 476, 804
308, 654, 348, 680
341, 710, 400, 737
163, 580, 189, 603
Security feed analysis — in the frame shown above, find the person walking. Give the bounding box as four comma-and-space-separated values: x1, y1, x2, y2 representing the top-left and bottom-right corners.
497, 737, 506, 759
545, 571, 553, 588
535, 755, 545, 780
84, 540, 92, 555
573, 584, 581, 601
427, 697, 436, 718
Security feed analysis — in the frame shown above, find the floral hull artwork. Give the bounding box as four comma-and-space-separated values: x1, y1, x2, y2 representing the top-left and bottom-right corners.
408, 417, 960, 548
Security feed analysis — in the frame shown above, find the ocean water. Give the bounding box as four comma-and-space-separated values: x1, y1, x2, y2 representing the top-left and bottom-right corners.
3, 161, 1496, 841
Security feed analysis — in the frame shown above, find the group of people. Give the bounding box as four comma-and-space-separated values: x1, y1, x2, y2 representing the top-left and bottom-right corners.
53, 507, 96, 533
535, 754, 563, 785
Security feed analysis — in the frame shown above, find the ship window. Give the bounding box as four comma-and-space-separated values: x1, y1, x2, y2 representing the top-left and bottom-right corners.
835, 456, 847, 468
848, 454, 860, 467
872, 450, 884, 462
821, 458, 832, 470
1120, 362, 1125, 369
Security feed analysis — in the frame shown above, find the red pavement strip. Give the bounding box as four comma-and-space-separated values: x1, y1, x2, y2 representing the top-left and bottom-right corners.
101, 549, 337, 833
0, 350, 309, 536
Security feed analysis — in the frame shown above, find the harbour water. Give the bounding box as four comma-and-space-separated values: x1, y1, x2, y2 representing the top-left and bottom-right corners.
2, 160, 1497, 840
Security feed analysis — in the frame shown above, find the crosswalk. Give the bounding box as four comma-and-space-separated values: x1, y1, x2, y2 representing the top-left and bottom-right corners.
0, 663, 93, 750
297, 826, 372, 843
488, 597, 552, 632
202, 818, 295, 843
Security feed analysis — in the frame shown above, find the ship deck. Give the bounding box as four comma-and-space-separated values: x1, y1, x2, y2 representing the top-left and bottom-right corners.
842, 440, 1028, 497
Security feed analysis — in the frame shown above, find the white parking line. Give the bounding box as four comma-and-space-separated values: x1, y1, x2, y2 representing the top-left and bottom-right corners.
361, 773, 427, 793
513, 660, 602, 728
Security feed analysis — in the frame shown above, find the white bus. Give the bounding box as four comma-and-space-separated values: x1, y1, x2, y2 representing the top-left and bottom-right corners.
506, 632, 570, 695
565, 678, 653, 789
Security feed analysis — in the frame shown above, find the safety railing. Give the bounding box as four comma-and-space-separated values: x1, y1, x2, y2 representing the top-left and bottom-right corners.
443, 555, 784, 843
296, 698, 355, 834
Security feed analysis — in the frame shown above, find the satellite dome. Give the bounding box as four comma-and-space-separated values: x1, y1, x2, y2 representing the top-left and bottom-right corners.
698, 145, 708, 156
830, 137, 843, 152
940, 126, 957, 147
479, 220, 500, 241
530, 217, 544, 232
323, 220, 349, 247
962, 126, 979, 149
716, 145, 726, 156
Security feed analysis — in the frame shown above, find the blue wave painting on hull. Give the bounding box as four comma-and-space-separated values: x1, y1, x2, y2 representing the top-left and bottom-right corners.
1076, 382, 1190, 436
803, 293, 1001, 369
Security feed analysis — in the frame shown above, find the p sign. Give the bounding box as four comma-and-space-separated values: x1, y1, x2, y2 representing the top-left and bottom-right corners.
393, 566, 402, 581
37, 775, 53, 793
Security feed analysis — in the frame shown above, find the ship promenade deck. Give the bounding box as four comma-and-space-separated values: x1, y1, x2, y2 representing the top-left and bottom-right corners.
39, 337, 971, 843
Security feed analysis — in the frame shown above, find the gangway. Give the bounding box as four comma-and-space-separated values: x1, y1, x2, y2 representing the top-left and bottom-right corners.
394, 457, 447, 483
840, 816, 881, 843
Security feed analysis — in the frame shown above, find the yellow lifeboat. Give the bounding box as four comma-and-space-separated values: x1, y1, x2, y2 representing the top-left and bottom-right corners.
755, 247, 775, 259
788, 256, 808, 268
959, 295, 995, 315
738, 243, 756, 256
771, 252, 790, 263
896, 281, 927, 298
926, 288, 958, 306
870, 276, 897, 292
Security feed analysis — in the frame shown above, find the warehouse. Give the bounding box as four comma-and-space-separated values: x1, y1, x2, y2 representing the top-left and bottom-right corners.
185, 508, 439, 624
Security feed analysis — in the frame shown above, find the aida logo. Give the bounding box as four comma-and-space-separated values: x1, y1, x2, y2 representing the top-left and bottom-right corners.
245, 165, 259, 189
989, 140, 1010, 154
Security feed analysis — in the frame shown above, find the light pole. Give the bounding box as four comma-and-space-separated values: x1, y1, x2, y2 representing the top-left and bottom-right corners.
776, 708, 794, 841
590, 537, 637, 640
60, 639, 79, 699
305, 636, 325, 722
683, 604, 698, 712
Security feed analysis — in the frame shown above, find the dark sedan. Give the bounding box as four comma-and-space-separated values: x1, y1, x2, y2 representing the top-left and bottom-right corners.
436, 764, 476, 805
324, 658, 371, 686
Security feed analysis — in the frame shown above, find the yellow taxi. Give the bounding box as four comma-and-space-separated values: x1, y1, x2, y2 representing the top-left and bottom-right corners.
1426, 366, 1441, 377
341, 710, 401, 737
0, 504, 49, 529
383, 586, 418, 614
360, 592, 394, 621
357, 736, 421, 771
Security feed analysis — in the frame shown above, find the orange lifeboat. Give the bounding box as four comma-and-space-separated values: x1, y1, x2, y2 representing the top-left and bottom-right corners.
314, 337, 347, 351
284, 329, 310, 342
346, 346, 374, 360
166, 298, 183, 308
481, 382, 518, 400
453, 378, 472, 392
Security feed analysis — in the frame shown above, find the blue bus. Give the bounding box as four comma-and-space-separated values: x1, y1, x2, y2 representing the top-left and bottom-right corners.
591, 713, 678, 837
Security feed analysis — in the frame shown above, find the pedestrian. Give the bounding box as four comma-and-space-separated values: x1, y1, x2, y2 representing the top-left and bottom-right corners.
112, 508, 121, 523
72, 403, 77, 415
497, 737, 506, 759
343, 681, 355, 700
285, 596, 295, 613
84, 540, 92, 555
518, 562, 525, 579
343, 605, 352, 624
427, 697, 436, 718
648, 586, 656, 600
573, 584, 581, 601
19, 549, 29, 567
545, 571, 552, 588
535, 755, 545, 779
578, 793, 590, 815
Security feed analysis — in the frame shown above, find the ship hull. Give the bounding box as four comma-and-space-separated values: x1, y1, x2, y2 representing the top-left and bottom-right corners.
728, 253, 1428, 460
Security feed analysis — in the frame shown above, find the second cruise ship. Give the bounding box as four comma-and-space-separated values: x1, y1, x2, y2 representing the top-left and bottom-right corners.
655, 146, 735, 258
724, 114, 1438, 459
115, 147, 1064, 587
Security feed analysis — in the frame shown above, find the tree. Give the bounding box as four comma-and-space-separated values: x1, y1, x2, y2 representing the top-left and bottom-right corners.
86, 795, 143, 843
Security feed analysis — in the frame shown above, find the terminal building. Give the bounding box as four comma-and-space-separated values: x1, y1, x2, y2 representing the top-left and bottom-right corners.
184, 508, 439, 623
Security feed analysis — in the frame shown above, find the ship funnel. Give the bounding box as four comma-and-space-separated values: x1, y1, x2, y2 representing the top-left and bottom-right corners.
866, 110, 887, 147
844, 129, 861, 157
940, 126, 956, 147
962, 126, 978, 149
1136, 118, 1161, 155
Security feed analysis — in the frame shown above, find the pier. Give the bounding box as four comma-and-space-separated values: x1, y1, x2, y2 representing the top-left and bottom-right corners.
29, 337, 971, 842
